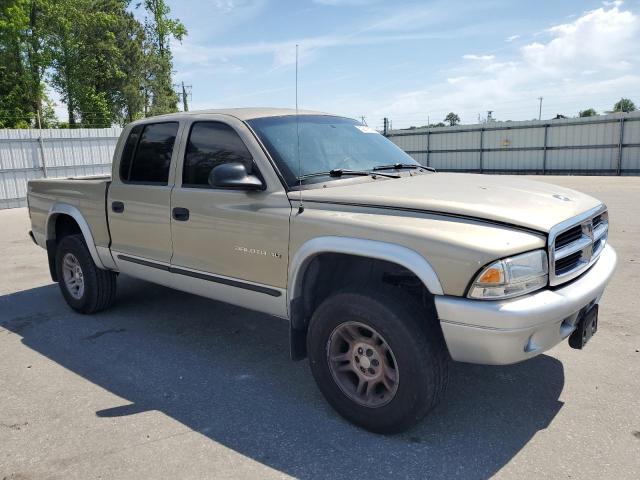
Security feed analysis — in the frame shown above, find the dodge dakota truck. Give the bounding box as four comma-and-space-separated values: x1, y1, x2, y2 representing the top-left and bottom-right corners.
27, 108, 617, 433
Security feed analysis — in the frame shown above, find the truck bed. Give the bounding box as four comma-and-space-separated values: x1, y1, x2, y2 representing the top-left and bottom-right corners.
28, 176, 112, 250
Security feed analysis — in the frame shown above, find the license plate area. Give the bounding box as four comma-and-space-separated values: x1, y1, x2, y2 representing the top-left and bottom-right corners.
568, 304, 598, 349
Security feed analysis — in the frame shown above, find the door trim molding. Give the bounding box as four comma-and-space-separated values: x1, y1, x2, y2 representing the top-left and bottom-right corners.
117, 254, 282, 297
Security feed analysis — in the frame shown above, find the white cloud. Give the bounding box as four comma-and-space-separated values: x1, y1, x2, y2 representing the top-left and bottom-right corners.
521, 5, 638, 74
313, 0, 379, 5
364, 1, 496, 32
173, 1, 496, 71
374, 4, 640, 125
173, 35, 340, 70
211, 0, 236, 13
171, 0, 267, 41
209, 0, 264, 13
174, 26, 480, 71
462, 54, 495, 61
168, 1, 639, 125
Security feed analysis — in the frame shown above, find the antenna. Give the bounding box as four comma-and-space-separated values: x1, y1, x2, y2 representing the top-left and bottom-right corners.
296, 44, 304, 214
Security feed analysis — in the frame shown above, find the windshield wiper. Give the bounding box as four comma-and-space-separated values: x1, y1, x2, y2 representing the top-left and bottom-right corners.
297, 169, 399, 181
373, 163, 436, 172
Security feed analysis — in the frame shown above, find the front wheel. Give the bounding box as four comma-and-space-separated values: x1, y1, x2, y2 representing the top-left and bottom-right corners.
307, 287, 449, 434
56, 234, 117, 314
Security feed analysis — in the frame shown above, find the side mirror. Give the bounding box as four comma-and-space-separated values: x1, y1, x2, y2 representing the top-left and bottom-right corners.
208, 162, 264, 190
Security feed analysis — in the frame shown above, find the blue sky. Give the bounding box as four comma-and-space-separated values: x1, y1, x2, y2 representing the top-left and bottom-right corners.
61, 0, 640, 129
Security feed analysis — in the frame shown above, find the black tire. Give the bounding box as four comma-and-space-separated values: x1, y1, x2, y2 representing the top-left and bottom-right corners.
307, 286, 449, 434
55, 234, 117, 314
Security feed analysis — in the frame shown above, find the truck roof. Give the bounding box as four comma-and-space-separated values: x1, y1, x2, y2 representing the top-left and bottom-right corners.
141, 107, 339, 122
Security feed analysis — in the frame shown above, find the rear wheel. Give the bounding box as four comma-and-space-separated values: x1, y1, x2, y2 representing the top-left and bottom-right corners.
56, 234, 117, 313
307, 287, 449, 434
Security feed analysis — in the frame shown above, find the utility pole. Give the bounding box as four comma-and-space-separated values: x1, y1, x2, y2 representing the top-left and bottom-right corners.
174, 82, 192, 112
182, 82, 189, 112
142, 84, 148, 117
36, 108, 48, 178
538, 96, 543, 120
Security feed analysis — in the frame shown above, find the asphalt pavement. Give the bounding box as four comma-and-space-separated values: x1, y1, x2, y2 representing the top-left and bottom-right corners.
1, 176, 638, 479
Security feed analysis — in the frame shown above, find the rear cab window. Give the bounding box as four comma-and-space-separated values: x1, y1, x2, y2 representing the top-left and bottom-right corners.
119, 122, 179, 185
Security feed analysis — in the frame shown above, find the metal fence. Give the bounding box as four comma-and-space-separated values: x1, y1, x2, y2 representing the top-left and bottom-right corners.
387, 112, 640, 175
2, 113, 640, 209
0, 127, 121, 209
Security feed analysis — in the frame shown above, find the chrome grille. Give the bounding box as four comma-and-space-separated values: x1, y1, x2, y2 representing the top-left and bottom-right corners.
555, 225, 582, 249
548, 206, 608, 286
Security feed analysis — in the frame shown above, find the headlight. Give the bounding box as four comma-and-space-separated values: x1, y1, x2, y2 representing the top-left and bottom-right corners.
468, 250, 548, 300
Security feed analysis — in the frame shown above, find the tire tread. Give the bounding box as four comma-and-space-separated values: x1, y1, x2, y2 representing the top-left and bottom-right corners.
56, 234, 117, 314
307, 285, 449, 433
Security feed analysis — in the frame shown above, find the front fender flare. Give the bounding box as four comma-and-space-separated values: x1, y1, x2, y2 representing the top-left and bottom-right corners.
288, 236, 444, 312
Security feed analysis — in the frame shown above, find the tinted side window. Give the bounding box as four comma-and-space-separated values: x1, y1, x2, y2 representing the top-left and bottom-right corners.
119, 125, 143, 181
124, 122, 179, 184
183, 122, 253, 187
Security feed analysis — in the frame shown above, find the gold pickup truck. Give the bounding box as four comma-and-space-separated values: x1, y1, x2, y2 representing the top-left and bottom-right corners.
27, 109, 617, 433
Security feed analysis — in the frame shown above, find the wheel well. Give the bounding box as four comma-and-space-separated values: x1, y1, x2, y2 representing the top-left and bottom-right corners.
290, 253, 438, 360
46, 214, 83, 282
54, 214, 82, 240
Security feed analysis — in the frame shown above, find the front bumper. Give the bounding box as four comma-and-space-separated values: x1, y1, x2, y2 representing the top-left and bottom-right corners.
435, 244, 617, 365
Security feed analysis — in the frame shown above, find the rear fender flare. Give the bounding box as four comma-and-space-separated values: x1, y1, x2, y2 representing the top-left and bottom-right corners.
46, 203, 105, 270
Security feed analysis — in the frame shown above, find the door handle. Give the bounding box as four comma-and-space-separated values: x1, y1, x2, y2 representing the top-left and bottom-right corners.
112, 201, 124, 213
172, 207, 190, 221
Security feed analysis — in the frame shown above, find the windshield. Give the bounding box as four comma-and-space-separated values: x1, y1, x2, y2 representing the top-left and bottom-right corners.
247, 115, 419, 186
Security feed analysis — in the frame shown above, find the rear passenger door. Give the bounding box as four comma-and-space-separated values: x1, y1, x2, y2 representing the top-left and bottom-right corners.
108, 121, 181, 266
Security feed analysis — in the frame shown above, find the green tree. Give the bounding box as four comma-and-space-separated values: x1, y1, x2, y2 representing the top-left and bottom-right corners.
46, 0, 84, 126
47, 0, 148, 127
25, 0, 49, 120
40, 93, 58, 127
579, 108, 597, 117
143, 0, 186, 116
613, 98, 636, 113
444, 112, 460, 126
75, 1, 145, 126
0, 0, 51, 127
1, 0, 184, 127
0, 0, 30, 127
113, 7, 146, 123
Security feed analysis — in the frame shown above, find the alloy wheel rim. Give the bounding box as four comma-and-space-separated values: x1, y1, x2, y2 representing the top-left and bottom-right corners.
327, 321, 399, 407
62, 253, 84, 300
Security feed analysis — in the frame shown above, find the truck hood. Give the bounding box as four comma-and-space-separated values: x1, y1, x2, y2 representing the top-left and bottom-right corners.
291, 173, 602, 233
